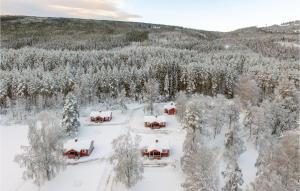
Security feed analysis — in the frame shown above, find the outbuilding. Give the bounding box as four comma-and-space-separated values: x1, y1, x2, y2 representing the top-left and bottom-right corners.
144, 115, 166, 129
64, 139, 94, 159
164, 102, 176, 115
142, 139, 170, 159
90, 111, 112, 122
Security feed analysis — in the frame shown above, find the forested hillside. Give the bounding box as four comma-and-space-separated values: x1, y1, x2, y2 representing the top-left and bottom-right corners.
1, 16, 299, 111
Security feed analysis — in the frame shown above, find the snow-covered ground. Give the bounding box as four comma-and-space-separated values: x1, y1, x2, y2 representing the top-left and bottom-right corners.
0, 102, 186, 191
0, 102, 259, 191
0, 124, 29, 191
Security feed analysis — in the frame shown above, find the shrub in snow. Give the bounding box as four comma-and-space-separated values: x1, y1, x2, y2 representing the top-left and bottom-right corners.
110, 133, 143, 188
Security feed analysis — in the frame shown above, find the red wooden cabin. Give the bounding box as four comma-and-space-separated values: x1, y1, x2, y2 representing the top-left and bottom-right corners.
90, 111, 112, 122
144, 115, 166, 129
164, 102, 176, 115
142, 140, 170, 160
64, 139, 94, 159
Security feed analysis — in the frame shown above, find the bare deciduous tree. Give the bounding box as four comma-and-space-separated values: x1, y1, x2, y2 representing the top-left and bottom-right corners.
110, 133, 143, 188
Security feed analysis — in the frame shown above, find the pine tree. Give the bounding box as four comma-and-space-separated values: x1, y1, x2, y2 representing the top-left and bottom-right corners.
224, 102, 245, 158
182, 99, 204, 152
164, 75, 170, 98
182, 145, 218, 191
251, 133, 299, 191
222, 101, 244, 191
175, 91, 188, 123
0, 79, 8, 106
118, 88, 128, 113
62, 93, 80, 136
234, 75, 260, 108
144, 79, 159, 114
222, 160, 244, 191
267, 77, 299, 136
181, 97, 205, 173
207, 94, 228, 139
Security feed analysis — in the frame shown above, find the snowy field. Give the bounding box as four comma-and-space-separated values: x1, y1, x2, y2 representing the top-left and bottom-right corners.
0, 102, 258, 191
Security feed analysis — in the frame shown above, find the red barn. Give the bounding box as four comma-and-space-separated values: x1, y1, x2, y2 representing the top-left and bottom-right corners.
90, 111, 112, 122
164, 102, 176, 115
144, 115, 166, 129
64, 139, 94, 159
142, 139, 170, 160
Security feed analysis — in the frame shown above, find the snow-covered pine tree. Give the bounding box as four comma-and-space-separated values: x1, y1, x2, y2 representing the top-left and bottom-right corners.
110, 133, 143, 188
175, 91, 188, 123
224, 101, 245, 158
267, 77, 299, 136
0, 79, 8, 107
182, 98, 204, 152
234, 75, 260, 108
251, 132, 299, 191
181, 97, 205, 173
182, 144, 218, 191
243, 105, 265, 146
62, 92, 80, 136
222, 101, 245, 191
224, 122, 246, 159
222, 159, 244, 191
15, 111, 65, 187
164, 74, 170, 99
118, 88, 128, 113
207, 94, 228, 139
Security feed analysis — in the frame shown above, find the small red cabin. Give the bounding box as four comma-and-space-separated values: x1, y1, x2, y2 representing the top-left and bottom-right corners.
164, 102, 176, 115
144, 115, 166, 129
142, 139, 170, 160
90, 111, 112, 122
64, 139, 94, 159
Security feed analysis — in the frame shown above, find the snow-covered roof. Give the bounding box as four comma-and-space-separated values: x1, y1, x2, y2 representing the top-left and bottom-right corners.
163, 102, 176, 110
64, 139, 93, 152
90, 111, 112, 118
144, 115, 166, 123
147, 139, 170, 152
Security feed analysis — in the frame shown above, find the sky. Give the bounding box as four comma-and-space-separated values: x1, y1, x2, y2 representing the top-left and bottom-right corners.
1, 0, 300, 31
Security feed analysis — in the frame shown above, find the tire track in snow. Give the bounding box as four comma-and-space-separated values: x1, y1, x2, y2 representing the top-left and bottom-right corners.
95, 106, 143, 191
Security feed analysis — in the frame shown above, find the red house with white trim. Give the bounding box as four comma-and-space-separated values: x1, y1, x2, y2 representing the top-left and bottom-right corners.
90, 111, 112, 122
164, 102, 176, 115
144, 115, 166, 129
142, 139, 170, 160
64, 139, 94, 159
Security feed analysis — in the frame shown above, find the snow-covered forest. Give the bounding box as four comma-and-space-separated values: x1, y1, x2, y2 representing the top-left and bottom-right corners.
0, 16, 299, 191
